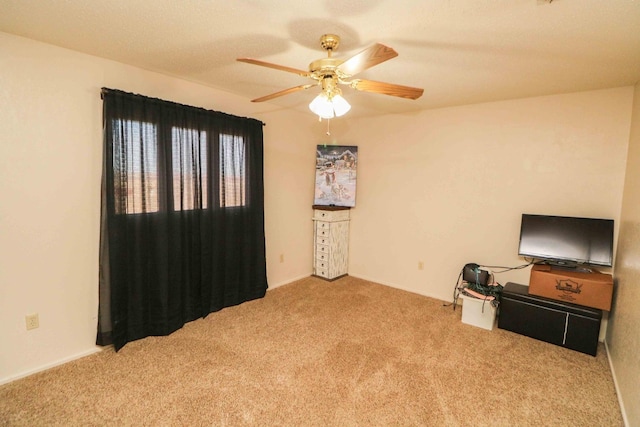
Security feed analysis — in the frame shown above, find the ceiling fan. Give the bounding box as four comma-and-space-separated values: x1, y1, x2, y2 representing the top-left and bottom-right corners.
237, 34, 424, 118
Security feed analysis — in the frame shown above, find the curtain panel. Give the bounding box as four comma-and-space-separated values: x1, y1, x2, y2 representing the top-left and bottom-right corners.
98, 89, 268, 351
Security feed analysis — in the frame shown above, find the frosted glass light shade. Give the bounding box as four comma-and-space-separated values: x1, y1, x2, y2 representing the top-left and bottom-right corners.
309, 94, 334, 119
309, 93, 351, 119
331, 94, 351, 117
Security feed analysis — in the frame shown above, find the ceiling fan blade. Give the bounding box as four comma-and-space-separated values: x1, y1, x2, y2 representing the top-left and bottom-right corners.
251, 84, 316, 102
237, 58, 310, 77
337, 43, 398, 77
350, 79, 424, 100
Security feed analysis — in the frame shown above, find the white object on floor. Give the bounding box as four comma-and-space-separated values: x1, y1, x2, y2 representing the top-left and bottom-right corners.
459, 293, 496, 330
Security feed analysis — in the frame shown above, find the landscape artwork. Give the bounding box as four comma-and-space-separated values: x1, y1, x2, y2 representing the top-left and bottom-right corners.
314, 145, 358, 207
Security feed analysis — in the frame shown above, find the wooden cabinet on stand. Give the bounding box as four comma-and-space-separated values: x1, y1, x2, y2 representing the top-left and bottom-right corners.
312, 206, 350, 280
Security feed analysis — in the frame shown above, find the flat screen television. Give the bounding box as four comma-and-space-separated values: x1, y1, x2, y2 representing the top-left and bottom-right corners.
518, 214, 614, 268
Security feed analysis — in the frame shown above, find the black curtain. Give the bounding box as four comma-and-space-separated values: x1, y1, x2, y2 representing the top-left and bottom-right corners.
97, 88, 267, 351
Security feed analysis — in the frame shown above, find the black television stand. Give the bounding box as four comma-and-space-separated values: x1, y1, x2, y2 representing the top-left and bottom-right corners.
498, 282, 602, 356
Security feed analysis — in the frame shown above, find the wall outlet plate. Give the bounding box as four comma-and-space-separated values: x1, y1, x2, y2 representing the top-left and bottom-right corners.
25, 313, 39, 330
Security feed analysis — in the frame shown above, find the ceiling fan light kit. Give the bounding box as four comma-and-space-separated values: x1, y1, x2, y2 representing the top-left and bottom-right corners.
309, 92, 351, 119
309, 72, 351, 119
237, 34, 423, 119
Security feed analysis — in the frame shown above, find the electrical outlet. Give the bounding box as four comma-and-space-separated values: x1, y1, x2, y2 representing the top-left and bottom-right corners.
418, 261, 424, 270
25, 313, 39, 330
279, 253, 284, 263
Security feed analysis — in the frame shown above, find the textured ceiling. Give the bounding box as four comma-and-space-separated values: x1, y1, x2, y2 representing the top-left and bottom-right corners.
1, 0, 639, 118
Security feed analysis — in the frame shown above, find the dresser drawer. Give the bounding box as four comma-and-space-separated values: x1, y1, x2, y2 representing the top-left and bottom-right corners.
316, 252, 328, 262
313, 209, 350, 222
314, 267, 329, 278
315, 259, 329, 270
316, 227, 330, 238
316, 244, 330, 254
316, 221, 331, 231
316, 235, 329, 246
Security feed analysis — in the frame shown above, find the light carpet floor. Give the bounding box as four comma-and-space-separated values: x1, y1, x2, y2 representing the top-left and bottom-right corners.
0, 276, 623, 426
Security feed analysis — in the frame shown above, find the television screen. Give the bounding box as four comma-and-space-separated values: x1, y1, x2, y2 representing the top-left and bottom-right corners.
518, 214, 614, 267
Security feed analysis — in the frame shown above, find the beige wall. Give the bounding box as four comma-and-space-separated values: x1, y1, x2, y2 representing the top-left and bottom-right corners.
607, 83, 640, 427
343, 89, 632, 302
262, 115, 320, 287
0, 32, 316, 383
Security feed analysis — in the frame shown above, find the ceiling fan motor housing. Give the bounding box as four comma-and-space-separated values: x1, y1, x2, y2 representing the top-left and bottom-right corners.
320, 75, 340, 98
309, 58, 342, 76
310, 34, 347, 82
320, 34, 340, 54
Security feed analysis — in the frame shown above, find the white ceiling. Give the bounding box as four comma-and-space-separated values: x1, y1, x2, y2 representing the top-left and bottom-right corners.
1, 0, 639, 118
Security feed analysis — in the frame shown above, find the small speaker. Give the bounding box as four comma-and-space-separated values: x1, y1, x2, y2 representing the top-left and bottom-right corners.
463, 263, 490, 286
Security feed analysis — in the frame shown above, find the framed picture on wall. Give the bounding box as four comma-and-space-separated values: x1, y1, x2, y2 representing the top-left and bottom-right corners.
314, 145, 357, 207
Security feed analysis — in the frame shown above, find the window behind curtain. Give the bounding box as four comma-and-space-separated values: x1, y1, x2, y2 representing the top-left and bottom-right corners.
172, 127, 208, 210
220, 133, 245, 208
112, 126, 247, 212
98, 88, 267, 351
112, 119, 159, 214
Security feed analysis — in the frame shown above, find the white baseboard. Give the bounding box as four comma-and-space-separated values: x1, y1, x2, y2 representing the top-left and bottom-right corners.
0, 347, 104, 386
348, 273, 450, 303
268, 273, 314, 290
604, 340, 630, 427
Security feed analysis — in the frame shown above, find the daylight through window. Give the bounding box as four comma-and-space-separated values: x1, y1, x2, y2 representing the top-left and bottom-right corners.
112, 119, 159, 214
220, 133, 246, 207
172, 127, 208, 210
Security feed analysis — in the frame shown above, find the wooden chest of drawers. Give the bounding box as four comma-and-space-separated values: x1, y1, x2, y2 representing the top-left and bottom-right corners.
312, 207, 350, 280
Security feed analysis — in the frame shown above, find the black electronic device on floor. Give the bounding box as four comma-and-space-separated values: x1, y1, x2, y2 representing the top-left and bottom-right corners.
462, 263, 490, 286
498, 282, 602, 356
